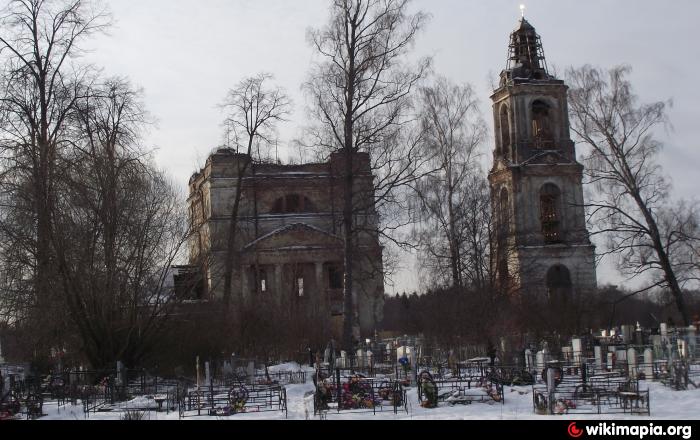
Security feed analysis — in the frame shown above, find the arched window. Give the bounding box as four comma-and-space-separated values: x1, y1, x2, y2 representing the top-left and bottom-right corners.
531, 100, 553, 147
500, 105, 511, 157
271, 194, 316, 214
498, 187, 510, 236
546, 264, 572, 302
540, 183, 562, 244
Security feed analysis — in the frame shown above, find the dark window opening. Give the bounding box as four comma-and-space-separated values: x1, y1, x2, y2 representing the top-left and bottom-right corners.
546, 264, 572, 303
500, 105, 510, 157
328, 265, 343, 289
286, 194, 301, 212
531, 100, 553, 147
540, 183, 562, 244
174, 267, 205, 300
271, 194, 316, 214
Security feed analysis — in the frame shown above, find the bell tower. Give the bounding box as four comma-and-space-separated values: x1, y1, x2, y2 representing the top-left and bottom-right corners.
488, 18, 597, 330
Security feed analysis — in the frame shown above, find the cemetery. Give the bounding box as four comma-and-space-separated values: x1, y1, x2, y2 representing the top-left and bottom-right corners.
1, 323, 699, 420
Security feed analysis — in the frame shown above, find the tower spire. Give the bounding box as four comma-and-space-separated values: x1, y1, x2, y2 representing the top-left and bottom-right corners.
501, 17, 551, 85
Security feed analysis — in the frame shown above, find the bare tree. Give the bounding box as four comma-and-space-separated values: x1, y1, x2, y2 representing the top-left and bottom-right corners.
567, 65, 694, 325
49, 78, 187, 368
658, 201, 700, 290
46, 79, 188, 367
218, 73, 290, 310
0, 0, 110, 355
412, 77, 488, 289
304, 0, 430, 349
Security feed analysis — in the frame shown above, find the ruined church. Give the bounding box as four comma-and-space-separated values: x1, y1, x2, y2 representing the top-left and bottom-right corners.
183, 149, 385, 338
488, 18, 597, 319
177, 17, 597, 340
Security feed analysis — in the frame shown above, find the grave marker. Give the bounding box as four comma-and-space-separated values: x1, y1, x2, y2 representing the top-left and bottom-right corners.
643, 348, 653, 379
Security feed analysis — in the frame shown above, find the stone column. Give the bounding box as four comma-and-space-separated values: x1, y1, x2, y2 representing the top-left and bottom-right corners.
315, 262, 325, 309
240, 265, 248, 303
275, 264, 283, 307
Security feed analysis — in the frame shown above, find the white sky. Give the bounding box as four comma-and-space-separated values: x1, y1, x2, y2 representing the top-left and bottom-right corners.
81, 0, 700, 295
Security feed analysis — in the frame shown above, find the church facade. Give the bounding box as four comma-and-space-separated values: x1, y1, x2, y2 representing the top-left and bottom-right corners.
185, 148, 384, 338
488, 18, 597, 325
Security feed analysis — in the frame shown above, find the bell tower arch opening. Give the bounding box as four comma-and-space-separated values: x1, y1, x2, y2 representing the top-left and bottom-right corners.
546, 264, 572, 303
540, 183, 562, 244
499, 104, 511, 158
531, 99, 553, 147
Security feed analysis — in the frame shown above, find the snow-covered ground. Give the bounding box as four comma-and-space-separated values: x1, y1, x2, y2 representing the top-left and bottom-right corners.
24, 362, 700, 420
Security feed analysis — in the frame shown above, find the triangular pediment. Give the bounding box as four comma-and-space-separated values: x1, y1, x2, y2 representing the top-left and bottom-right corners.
522, 150, 573, 166
491, 158, 510, 172
243, 223, 342, 252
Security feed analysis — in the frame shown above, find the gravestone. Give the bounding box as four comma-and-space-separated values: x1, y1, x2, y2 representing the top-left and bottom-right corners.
643, 348, 654, 379
116, 361, 124, 386
525, 349, 533, 371
635, 326, 644, 346
562, 346, 573, 363
247, 361, 255, 383
621, 325, 634, 344
594, 346, 602, 370
677, 339, 687, 359
651, 335, 663, 359
397, 346, 413, 363
196, 356, 200, 388
607, 352, 614, 370
546, 363, 556, 415
572, 339, 582, 364
536, 351, 545, 371
688, 326, 697, 359
660, 323, 669, 345
205, 361, 211, 384
340, 351, 347, 368
627, 348, 637, 377
616, 349, 627, 364
357, 349, 365, 367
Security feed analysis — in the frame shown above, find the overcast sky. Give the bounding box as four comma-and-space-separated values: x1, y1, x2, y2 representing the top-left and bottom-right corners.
81, 0, 700, 295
